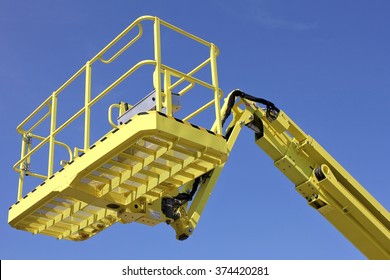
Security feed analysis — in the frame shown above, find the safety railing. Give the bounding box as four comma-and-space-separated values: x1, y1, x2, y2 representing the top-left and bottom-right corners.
13, 16, 222, 200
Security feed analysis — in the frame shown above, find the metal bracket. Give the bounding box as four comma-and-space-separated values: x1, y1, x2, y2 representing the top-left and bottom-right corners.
23, 134, 32, 145
22, 161, 30, 172
117, 90, 181, 125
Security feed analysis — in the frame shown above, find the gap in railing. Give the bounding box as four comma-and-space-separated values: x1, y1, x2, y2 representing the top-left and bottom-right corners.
173, 85, 219, 129
160, 24, 212, 82
55, 71, 86, 131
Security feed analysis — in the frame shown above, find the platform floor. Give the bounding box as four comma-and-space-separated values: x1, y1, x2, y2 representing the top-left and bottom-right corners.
9, 111, 228, 240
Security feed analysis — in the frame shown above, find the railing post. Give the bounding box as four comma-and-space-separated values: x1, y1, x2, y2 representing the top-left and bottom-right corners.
210, 43, 222, 134
17, 135, 28, 200
17, 173, 24, 201
154, 17, 162, 112
164, 69, 173, 116
48, 92, 57, 177
84, 61, 92, 151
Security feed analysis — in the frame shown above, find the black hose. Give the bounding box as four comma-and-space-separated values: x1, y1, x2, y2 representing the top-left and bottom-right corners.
221, 89, 280, 127
174, 177, 201, 201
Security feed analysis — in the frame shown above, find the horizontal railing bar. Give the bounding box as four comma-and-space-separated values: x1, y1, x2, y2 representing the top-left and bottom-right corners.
54, 108, 85, 138
14, 60, 156, 173
162, 65, 215, 91
170, 57, 211, 92
182, 99, 215, 122
55, 65, 87, 96
160, 19, 212, 48
17, 66, 86, 134
17, 100, 51, 134
23, 110, 51, 135
176, 82, 195, 96
25, 171, 47, 180
89, 60, 156, 107
99, 23, 143, 64
30, 133, 73, 162
90, 15, 155, 64
16, 18, 150, 134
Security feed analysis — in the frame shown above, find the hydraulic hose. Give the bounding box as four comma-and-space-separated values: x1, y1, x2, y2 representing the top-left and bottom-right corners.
221, 89, 280, 126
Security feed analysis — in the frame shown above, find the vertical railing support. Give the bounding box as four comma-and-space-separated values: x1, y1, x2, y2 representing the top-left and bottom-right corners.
164, 69, 173, 116
17, 135, 28, 200
210, 43, 222, 134
84, 61, 92, 151
154, 17, 162, 112
48, 92, 57, 177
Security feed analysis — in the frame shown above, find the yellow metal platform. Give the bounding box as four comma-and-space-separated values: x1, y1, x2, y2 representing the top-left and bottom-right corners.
9, 111, 227, 240
10, 16, 225, 240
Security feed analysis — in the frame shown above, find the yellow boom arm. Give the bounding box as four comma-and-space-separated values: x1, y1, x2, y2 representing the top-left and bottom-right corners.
192, 89, 390, 259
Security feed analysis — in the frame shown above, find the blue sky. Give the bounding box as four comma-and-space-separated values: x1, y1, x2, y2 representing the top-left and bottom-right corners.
1, 0, 389, 260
